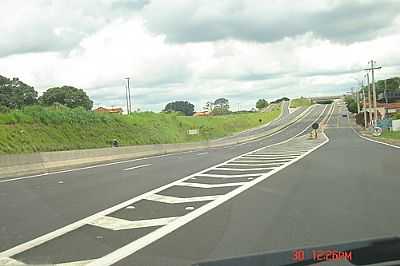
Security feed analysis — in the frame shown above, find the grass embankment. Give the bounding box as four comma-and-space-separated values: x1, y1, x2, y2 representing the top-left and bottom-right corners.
290, 97, 312, 108
0, 106, 281, 154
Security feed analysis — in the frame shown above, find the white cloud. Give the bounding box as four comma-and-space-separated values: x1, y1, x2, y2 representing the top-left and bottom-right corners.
0, 0, 400, 112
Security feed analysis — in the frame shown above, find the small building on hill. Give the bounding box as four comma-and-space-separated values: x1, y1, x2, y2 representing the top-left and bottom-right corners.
94, 107, 123, 114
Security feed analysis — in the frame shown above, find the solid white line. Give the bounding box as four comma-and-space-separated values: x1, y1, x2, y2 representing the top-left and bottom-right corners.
226, 163, 284, 166
176, 182, 247, 188
249, 153, 302, 156
352, 128, 400, 149
57, 260, 95, 266
0, 257, 25, 265
196, 173, 262, 178
324, 102, 336, 125
145, 194, 220, 204
0, 102, 324, 260
123, 164, 152, 171
88, 216, 177, 230
234, 159, 291, 163
214, 167, 275, 171
87, 135, 330, 266
243, 154, 299, 158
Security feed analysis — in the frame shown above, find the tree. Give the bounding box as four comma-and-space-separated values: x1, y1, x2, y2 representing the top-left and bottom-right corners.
213, 98, 229, 114
163, 101, 194, 116
203, 101, 215, 113
344, 95, 362, 113
256, 99, 268, 110
271, 97, 289, 104
39, 86, 93, 110
0, 75, 38, 109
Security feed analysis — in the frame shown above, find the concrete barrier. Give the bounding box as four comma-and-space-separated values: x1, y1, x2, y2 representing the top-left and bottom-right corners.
0, 105, 314, 178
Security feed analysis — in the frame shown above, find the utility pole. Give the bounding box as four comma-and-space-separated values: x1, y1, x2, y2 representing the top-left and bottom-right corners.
365, 60, 382, 126
125, 77, 132, 114
384, 79, 388, 118
365, 73, 373, 127
356, 89, 360, 113
362, 80, 367, 128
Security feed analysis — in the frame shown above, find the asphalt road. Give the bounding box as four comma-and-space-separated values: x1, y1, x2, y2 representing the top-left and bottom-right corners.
1, 101, 399, 266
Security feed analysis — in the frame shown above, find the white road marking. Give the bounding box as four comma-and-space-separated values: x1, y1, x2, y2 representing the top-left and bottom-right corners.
226, 163, 284, 166
89, 216, 177, 230
197, 152, 208, 156
176, 182, 247, 188
126, 206, 136, 209
0, 257, 25, 265
0, 104, 326, 264
0, 155, 170, 183
243, 154, 299, 158
214, 167, 275, 171
87, 134, 330, 266
249, 153, 302, 156
196, 173, 262, 178
233, 159, 291, 163
145, 194, 220, 204
57, 260, 95, 266
123, 164, 152, 171
185, 206, 195, 211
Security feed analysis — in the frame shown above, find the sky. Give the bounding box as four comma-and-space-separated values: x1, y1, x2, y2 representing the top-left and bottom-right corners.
1, 0, 400, 112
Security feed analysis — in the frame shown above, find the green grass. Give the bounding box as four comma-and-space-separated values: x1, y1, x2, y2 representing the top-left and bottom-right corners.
290, 97, 312, 108
0, 106, 281, 154
380, 130, 400, 140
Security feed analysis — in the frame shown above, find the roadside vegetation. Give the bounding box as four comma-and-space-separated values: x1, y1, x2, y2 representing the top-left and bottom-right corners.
380, 131, 400, 140
0, 105, 280, 154
290, 97, 312, 108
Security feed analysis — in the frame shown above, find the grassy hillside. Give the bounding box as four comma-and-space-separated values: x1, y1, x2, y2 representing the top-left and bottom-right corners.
0, 106, 280, 154
290, 97, 312, 108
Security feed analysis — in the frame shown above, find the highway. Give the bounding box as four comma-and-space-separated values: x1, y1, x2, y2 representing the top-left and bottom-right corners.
1, 101, 399, 266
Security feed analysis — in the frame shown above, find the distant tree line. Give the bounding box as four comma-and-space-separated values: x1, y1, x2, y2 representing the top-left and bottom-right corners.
0, 75, 93, 112
163, 98, 231, 116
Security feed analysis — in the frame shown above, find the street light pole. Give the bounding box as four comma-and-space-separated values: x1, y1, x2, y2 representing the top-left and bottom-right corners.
352, 77, 362, 114
125, 77, 132, 114
125, 84, 129, 114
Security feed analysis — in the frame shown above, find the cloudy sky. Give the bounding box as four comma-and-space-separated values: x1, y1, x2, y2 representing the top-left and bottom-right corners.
1, 0, 400, 112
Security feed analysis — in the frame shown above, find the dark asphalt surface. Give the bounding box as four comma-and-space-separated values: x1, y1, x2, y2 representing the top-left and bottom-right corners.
212, 101, 305, 142
116, 103, 400, 266
0, 104, 323, 253
4, 102, 399, 266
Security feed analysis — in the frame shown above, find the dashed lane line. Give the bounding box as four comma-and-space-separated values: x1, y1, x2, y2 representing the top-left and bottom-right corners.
123, 164, 152, 171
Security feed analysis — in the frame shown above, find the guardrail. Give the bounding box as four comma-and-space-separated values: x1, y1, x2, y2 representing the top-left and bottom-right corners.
0, 105, 314, 178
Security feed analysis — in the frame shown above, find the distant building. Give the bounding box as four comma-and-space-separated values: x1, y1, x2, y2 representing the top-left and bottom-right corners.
94, 107, 123, 114
193, 111, 210, 117
377, 91, 400, 102
363, 102, 400, 118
